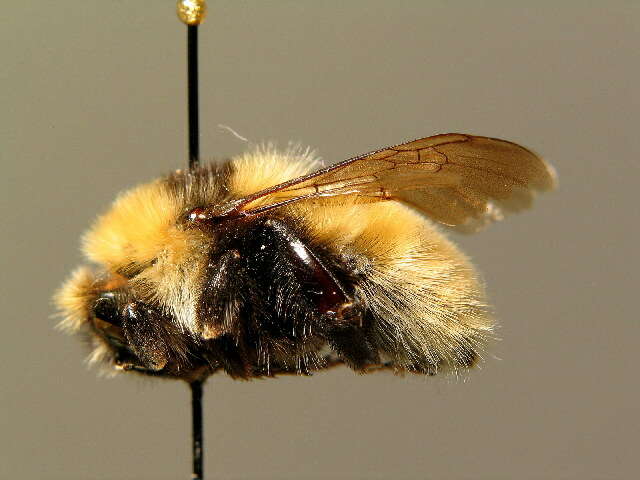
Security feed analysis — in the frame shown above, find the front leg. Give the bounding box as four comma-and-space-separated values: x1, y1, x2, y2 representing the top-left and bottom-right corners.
121, 301, 191, 374
197, 249, 245, 340
121, 301, 170, 371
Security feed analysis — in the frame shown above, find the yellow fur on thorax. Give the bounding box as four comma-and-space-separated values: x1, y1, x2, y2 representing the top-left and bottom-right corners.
83, 180, 189, 272
230, 144, 321, 203
84, 145, 316, 273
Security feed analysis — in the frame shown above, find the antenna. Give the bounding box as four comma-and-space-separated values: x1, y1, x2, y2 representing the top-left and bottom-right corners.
177, 2, 207, 478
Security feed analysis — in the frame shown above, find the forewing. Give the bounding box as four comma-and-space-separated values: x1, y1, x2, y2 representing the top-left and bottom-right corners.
237, 133, 556, 232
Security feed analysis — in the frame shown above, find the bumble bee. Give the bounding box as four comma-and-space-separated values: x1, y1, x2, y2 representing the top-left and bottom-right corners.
55, 133, 556, 381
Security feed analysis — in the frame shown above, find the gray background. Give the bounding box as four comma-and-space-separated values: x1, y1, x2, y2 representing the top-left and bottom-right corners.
2, 1, 638, 479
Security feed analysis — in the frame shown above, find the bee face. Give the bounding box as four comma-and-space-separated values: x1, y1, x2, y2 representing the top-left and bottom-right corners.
79, 278, 208, 379
56, 136, 555, 380
89, 291, 158, 373
91, 293, 126, 350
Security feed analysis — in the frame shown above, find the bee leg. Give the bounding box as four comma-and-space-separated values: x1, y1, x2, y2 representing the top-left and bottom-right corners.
198, 249, 244, 339
207, 334, 254, 379
121, 301, 170, 371
325, 310, 380, 371
325, 324, 379, 371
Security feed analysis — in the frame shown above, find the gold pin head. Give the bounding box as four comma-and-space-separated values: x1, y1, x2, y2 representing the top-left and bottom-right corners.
177, 0, 207, 26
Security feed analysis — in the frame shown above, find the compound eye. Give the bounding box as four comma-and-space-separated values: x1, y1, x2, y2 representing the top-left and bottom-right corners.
93, 292, 123, 327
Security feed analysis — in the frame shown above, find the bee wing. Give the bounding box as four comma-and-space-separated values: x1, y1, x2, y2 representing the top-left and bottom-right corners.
236, 133, 557, 232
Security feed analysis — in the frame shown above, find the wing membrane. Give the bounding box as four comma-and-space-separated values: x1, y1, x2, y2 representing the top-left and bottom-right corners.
236, 133, 556, 232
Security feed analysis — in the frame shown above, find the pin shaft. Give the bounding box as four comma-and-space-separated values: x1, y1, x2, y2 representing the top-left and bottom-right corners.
187, 24, 200, 169
190, 380, 204, 480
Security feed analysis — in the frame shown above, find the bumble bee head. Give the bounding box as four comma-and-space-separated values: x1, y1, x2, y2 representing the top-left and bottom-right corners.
55, 267, 201, 379
89, 291, 147, 372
